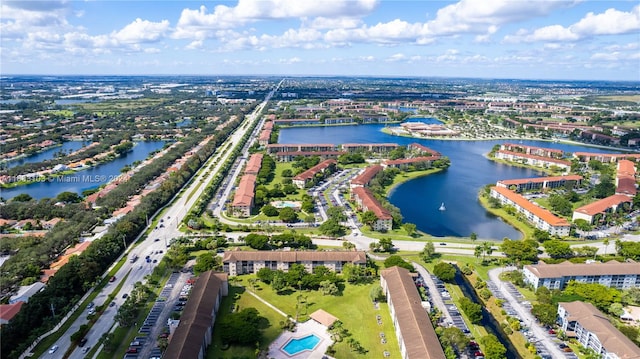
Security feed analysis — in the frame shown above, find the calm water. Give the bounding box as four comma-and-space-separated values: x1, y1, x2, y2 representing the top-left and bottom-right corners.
2, 141, 165, 200
279, 122, 621, 240
4, 141, 86, 169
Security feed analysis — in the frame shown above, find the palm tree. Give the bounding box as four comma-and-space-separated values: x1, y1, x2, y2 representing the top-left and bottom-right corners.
603, 238, 609, 256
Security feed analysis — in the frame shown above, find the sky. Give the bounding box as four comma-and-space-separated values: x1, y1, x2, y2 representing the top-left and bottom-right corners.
1, 0, 639, 80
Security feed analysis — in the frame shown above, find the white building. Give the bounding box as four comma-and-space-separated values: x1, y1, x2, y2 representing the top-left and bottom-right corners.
558, 301, 640, 359
523, 260, 640, 291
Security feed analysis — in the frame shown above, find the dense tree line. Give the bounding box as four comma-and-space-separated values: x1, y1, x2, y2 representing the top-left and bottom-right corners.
256, 264, 343, 292
243, 232, 313, 250
0, 107, 251, 359
2, 134, 130, 176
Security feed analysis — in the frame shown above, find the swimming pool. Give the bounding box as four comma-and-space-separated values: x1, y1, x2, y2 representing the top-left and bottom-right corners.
281, 334, 321, 356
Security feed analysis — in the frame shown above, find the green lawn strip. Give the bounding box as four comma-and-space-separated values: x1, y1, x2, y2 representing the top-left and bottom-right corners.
30, 260, 130, 358
233, 276, 400, 358
478, 195, 532, 240
447, 281, 489, 340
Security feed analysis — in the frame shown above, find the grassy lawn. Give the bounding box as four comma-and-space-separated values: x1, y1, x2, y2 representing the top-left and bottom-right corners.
484, 296, 537, 359
478, 195, 531, 240
208, 286, 286, 358
229, 277, 402, 358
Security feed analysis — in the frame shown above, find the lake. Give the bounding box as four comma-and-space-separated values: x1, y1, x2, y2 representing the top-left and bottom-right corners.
4, 141, 86, 169
2, 141, 166, 200
279, 122, 621, 240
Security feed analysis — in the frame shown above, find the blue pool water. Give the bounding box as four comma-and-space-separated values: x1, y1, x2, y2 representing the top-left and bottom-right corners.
282, 334, 321, 356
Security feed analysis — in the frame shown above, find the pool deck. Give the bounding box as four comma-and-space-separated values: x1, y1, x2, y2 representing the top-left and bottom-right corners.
268, 320, 333, 359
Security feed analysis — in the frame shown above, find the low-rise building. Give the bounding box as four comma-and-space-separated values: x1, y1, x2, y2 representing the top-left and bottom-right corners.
496, 175, 582, 193
380, 266, 446, 359
351, 187, 393, 231
495, 150, 571, 171
10, 282, 45, 304
231, 174, 257, 217
244, 153, 263, 175
490, 186, 570, 236
341, 143, 398, 153
274, 151, 345, 162
523, 260, 640, 290
266, 143, 337, 154
350, 165, 383, 188
222, 250, 366, 276
0, 302, 24, 325
557, 301, 640, 359
292, 159, 337, 188
382, 156, 440, 170
572, 194, 633, 224
163, 271, 228, 359
500, 143, 564, 159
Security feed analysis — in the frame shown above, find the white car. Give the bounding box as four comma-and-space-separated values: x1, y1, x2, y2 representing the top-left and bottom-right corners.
48, 345, 59, 354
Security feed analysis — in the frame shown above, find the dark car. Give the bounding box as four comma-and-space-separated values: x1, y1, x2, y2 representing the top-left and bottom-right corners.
79, 338, 88, 347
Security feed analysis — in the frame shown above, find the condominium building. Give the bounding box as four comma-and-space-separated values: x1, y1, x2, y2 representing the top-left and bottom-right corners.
557, 301, 640, 359
496, 175, 582, 193
495, 150, 571, 171
523, 260, 640, 290
341, 143, 399, 153
489, 186, 571, 236
163, 271, 228, 359
222, 250, 367, 276
380, 266, 446, 359
266, 143, 337, 154
350, 165, 384, 188
572, 194, 633, 224
382, 156, 441, 170
500, 143, 564, 159
292, 159, 337, 188
244, 153, 263, 175
274, 151, 346, 162
351, 187, 393, 231
231, 174, 257, 217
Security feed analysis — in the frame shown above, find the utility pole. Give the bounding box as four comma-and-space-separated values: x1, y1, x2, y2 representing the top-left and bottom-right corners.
50, 302, 55, 318
122, 234, 126, 249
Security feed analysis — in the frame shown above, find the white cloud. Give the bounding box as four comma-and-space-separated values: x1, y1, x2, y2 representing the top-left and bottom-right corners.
174, 0, 378, 39
112, 18, 169, 44
505, 5, 640, 42
425, 0, 576, 36
307, 16, 362, 30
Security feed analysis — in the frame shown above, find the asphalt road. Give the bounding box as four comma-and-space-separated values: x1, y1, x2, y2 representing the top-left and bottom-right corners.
46, 83, 280, 359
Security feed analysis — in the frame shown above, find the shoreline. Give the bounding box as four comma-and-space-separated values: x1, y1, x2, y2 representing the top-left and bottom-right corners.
380, 126, 640, 153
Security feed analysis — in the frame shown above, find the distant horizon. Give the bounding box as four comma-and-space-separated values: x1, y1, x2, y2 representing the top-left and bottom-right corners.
2, 73, 640, 84
2, 1, 639, 81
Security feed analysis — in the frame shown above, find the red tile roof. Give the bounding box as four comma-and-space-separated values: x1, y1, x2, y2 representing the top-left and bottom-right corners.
498, 175, 583, 186
574, 194, 632, 216
497, 150, 571, 166
352, 187, 392, 220
491, 186, 570, 227
232, 174, 257, 207
408, 143, 441, 156
244, 154, 263, 174
293, 159, 336, 181
351, 165, 383, 186
0, 301, 24, 323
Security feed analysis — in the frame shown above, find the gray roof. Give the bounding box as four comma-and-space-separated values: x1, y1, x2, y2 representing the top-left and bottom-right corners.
525, 260, 640, 279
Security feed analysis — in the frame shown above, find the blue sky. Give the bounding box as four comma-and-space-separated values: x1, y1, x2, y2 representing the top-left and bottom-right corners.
1, 0, 639, 80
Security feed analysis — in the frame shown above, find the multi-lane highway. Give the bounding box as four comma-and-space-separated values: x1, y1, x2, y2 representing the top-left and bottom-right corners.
44, 82, 280, 359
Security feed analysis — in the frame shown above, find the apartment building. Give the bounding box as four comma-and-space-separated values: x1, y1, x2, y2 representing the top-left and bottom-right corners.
350, 165, 384, 188
523, 260, 640, 290
351, 187, 393, 231
222, 250, 367, 276
496, 175, 583, 193
380, 266, 446, 359
292, 159, 337, 188
557, 301, 640, 359
490, 186, 571, 236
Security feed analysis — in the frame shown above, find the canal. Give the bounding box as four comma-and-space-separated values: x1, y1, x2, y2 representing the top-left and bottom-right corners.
454, 268, 520, 359
2, 141, 166, 200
